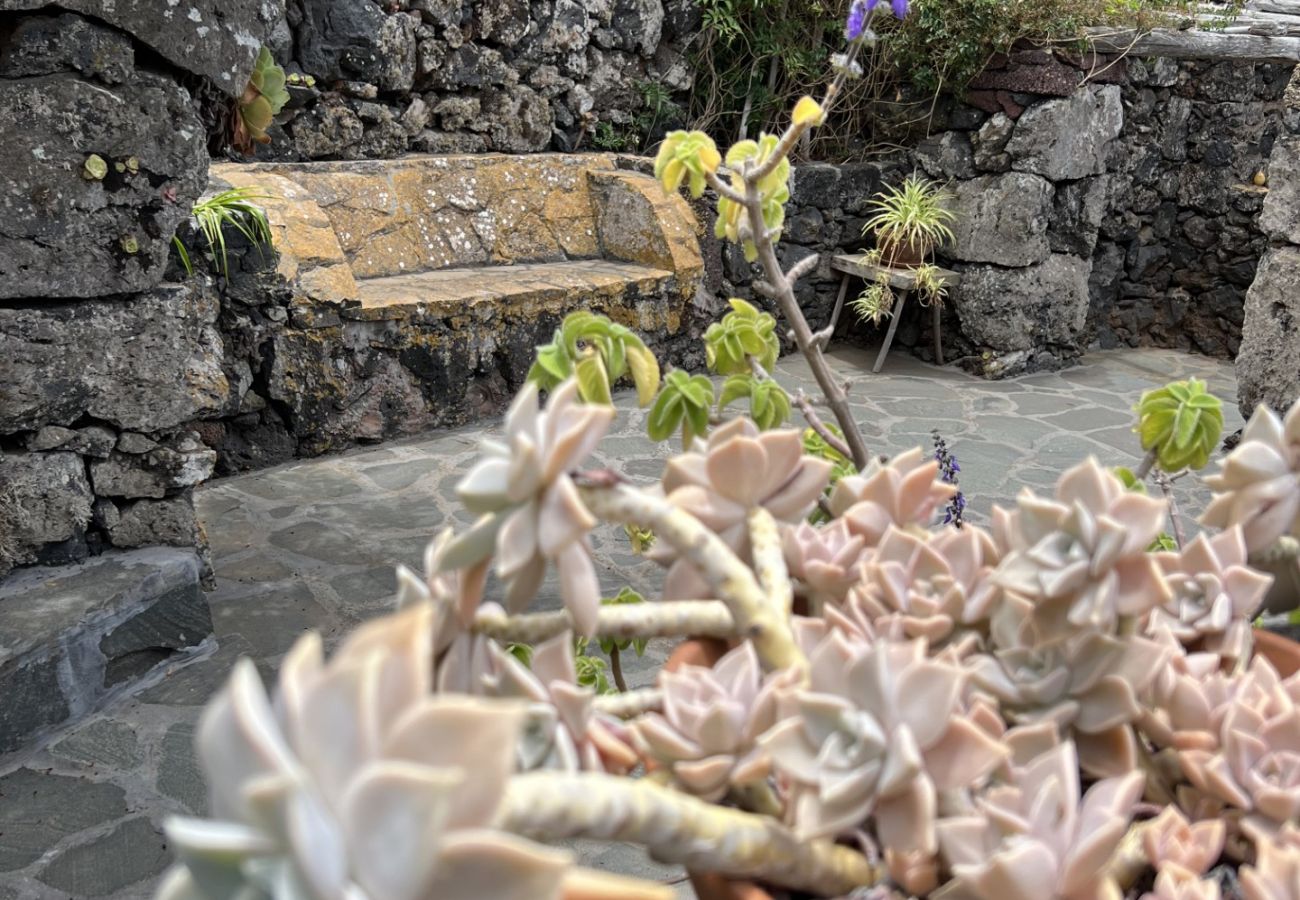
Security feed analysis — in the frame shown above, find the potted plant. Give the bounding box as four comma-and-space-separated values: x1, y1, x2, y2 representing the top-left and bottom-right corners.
863, 174, 955, 269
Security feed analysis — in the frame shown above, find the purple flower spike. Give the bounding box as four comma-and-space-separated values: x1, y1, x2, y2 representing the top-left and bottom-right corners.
890, 0, 909, 17
845, 0, 871, 40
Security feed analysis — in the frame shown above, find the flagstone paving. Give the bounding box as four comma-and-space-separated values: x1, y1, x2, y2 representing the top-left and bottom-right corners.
0, 347, 1242, 899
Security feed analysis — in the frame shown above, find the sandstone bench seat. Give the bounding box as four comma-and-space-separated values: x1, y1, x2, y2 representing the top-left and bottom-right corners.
206, 153, 705, 452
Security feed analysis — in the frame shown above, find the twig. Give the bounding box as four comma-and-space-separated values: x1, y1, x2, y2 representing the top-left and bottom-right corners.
1134, 448, 1158, 480
497, 772, 885, 897
1154, 471, 1186, 549
579, 483, 807, 671
471, 600, 736, 644
609, 645, 628, 693
749, 507, 794, 618
795, 390, 853, 461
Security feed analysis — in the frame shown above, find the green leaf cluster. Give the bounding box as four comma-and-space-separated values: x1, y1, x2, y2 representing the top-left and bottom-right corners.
238, 47, 290, 147
705, 298, 780, 376
648, 370, 714, 448
863, 176, 955, 254
803, 424, 856, 523
715, 134, 791, 262
719, 375, 791, 431
1134, 378, 1224, 473
528, 312, 661, 407
597, 588, 649, 658
654, 130, 722, 198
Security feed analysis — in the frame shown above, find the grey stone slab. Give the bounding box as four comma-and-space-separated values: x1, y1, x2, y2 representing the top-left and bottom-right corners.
357, 458, 445, 491
132, 635, 261, 708
36, 816, 169, 896
157, 724, 206, 816
0, 549, 210, 752
0, 769, 127, 872
210, 583, 340, 661
48, 720, 142, 772
267, 522, 384, 566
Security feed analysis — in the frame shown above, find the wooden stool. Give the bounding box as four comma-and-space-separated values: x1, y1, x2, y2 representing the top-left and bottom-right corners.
828, 254, 961, 373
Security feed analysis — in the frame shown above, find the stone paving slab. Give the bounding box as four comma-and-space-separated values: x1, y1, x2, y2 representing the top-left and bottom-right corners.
0, 347, 1241, 898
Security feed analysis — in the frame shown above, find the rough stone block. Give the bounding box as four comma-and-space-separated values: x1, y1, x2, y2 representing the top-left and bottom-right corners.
0, 283, 229, 432
1260, 136, 1300, 243
1049, 176, 1110, 257
1008, 85, 1123, 180
954, 254, 1091, 357
0, 1, 282, 97
0, 451, 92, 577
108, 498, 201, 549
0, 69, 207, 299
946, 173, 1054, 266
0, 548, 211, 753
1237, 245, 1300, 415
90, 445, 217, 500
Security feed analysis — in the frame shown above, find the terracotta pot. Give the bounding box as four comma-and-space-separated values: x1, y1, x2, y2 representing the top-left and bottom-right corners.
875, 231, 928, 269
1254, 629, 1300, 679
688, 872, 774, 900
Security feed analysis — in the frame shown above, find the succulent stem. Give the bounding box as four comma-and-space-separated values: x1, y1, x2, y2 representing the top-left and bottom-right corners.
1134, 448, 1158, 481
593, 688, 664, 718
749, 507, 794, 618
471, 600, 736, 644
497, 772, 884, 897
579, 484, 807, 671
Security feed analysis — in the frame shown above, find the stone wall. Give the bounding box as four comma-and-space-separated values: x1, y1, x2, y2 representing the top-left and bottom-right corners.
0, 4, 279, 580
247, 0, 696, 160
715, 51, 1292, 377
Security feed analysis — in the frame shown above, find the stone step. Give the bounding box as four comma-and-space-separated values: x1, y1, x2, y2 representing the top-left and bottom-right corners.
346, 259, 677, 320
0, 548, 213, 755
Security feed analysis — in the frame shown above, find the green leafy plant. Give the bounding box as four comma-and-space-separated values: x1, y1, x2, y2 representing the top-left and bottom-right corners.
863, 175, 955, 263
705, 298, 781, 376
572, 640, 615, 694
851, 280, 895, 326
719, 375, 792, 431
715, 134, 792, 261
528, 311, 661, 407
647, 369, 715, 448
1135, 378, 1225, 474
171, 186, 273, 279
654, 130, 723, 199
803, 423, 856, 522
233, 47, 289, 154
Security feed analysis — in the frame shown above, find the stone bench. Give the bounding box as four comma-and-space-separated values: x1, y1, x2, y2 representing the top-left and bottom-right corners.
209, 153, 705, 455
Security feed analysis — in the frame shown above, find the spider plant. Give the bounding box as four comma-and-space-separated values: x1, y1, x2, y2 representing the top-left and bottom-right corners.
171, 186, 273, 279
851, 250, 950, 325
862, 175, 955, 267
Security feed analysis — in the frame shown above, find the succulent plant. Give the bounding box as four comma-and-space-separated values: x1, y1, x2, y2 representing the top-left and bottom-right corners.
968, 593, 1170, 776
705, 299, 780, 377
715, 134, 791, 262
761, 632, 1007, 887
156, 602, 574, 900
445, 379, 612, 634
992, 457, 1171, 644
936, 741, 1144, 900
484, 632, 638, 774
646, 368, 715, 449
652, 418, 832, 599
782, 518, 868, 603
1202, 399, 1300, 556
1177, 655, 1300, 831
234, 47, 290, 154
632, 642, 798, 799
1147, 527, 1271, 663
528, 311, 660, 407
1241, 827, 1300, 900
828, 447, 958, 546
1141, 864, 1223, 900
850, 524, 1001, 642
1135, 379, 1225, 474
1141, 807, 1226, 877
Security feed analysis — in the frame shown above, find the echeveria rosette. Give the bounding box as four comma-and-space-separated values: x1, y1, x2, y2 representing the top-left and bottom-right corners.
1177, 655, 1300, 833
632, 643, 799, 800
936, 741, 1144, 900
970, 593, 1170, 777
992, 457, 1171, 644
760, 633, 1006, 893
782, 518, 868, 604
1240, 822, 1300, 900
851, 525, 1002, 643
448, 379, 612, 635
1140, 807, 1225, 879
651, 418, 832, 599
828, 447, 959, 546
1142, 864, 1223, 900
1201, 398, 1300, 555
1147, 527, 1271, 663
156, 602, 573, 900
484, 632, 638, 775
